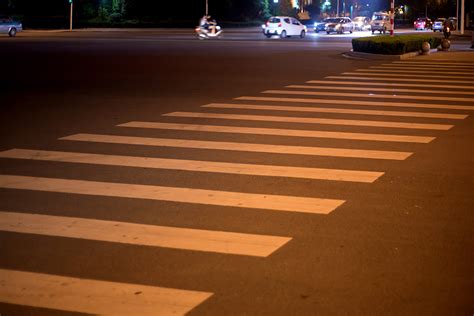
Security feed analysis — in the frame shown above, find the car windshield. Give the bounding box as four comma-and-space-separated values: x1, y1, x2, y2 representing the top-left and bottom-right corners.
327, 18, 342, 23
354, 17, 365, 22
268, 17, 280, 23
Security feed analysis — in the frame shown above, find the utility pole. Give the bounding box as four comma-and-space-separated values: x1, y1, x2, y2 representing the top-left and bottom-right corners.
206, 0, 208, 15
336, 0, 339, 16
390, 0, 394, 36
460, 0, 464, 34
69, 0, 73, 31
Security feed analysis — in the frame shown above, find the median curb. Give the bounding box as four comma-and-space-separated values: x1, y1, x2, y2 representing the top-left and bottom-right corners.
342, 49, 438, 60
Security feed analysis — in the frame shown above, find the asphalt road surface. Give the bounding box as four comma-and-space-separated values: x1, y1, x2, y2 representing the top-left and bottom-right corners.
0, 29, 473, 315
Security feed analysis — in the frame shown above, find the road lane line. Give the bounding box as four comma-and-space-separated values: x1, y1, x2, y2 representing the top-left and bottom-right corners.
0, 211, 291, 256
119, 122, 435, 144
61, 133, 412, 160
287, 84, 474, 96
306, 80, 474, 90
235, 96, 474, 111
0, 149, 384, 182
165, 112, 452, 130
357, 68, 474, 75
329, 75, 474, 84
262, 89, 474, 103
0, 268, 212, 316
341, 72, 474, 81
0, 175, 345, 214
203, 103, 467, 119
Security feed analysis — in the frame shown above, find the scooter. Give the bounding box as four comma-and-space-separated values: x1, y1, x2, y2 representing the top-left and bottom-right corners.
195, 25, 223, 39
443, 26, 451, 39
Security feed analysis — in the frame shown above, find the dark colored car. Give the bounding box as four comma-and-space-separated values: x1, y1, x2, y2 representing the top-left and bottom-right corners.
0, 15, 22, 37
414, 17, 432, 30
314, 18, 330, 33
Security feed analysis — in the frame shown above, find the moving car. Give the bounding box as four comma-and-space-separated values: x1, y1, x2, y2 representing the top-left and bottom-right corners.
353, 16, 371, 31
370, 12, 390, 34
314, 18, 330, 33
0, 15, 22, 37
325, 17, 354, 34
414, 17, 432, 30
432, 18, 446, 32
262, 16, 307, 38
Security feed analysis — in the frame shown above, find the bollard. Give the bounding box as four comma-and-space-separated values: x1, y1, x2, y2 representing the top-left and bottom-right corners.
421, 42, 430, 55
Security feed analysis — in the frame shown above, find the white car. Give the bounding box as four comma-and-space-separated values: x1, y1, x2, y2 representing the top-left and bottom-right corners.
325, 17, 354, 34
262, 16, 307, 38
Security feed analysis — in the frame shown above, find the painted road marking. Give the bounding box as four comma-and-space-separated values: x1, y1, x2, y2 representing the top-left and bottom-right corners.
329, 75, 474, 84
61, 133, 412, 160
0, 175, 346, 214
235, 96, 474, 111
262, 89, 474, 103
307, 80, 474, 90
165, 111, 452, 130
119, 122, 435, 144
0, 149, 384, 183
373, 65, 474, 71
341, 72, 474, 82
357, 68, 474, 75
203, 103, 467, 119
0, 268, 213, 316
287, 84, 474, 96
391, 61, 474, 66
0, 211, 291, 256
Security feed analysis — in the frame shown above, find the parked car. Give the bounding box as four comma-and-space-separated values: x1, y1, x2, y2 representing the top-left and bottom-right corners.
353, 16, 371, 31
432, 18, 446, 32
370, 11, 390, 34
262, 16, 307, 38
0, 15, 22, 37
325, 17, 354, 34
414, 17, 432, 30
314, 18, 330, 33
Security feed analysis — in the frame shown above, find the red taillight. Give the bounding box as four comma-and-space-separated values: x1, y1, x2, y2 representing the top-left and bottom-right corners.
266, 21, 269, 26
278, 23, 282, 27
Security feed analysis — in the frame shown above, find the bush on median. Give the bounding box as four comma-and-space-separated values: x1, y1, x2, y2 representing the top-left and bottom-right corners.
352, 35, 443, 55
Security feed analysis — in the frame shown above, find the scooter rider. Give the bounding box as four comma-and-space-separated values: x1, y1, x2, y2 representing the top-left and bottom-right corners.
443, 18, 452, 39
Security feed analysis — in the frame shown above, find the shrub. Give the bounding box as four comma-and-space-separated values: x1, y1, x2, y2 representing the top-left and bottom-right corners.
352, 35, 443, 55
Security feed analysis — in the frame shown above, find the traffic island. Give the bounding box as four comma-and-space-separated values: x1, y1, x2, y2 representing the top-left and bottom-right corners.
345, 34, 442, 60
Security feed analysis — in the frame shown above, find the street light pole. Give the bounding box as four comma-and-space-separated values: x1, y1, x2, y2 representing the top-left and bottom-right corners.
336, 0, 339, 16
206, 0, 208, 16
69, 0, 73, 31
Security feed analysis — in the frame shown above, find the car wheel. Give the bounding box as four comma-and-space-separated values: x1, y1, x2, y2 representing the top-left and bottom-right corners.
315, 30, 319, 33
350, 29, 353, 34
326, 31, 330, 34
371, 30, 374, 34
8, 28, 17, 37
265, 34, 272, 38
300, 30, 306, 38
280, 30, 286, 38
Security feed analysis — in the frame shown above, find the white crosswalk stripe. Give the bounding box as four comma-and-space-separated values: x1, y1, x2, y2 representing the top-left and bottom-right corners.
261, 89, 474, 103
287, 84, 474, 96
328, 75, 474, 84
235, 96, 474, 111
391, 61, 474, 66
0, 268, 213, 316
0, 175, 346, 214
165, 111, 453, 130
307, 79, 474, 90
0, 211, 291, 256
61, 133, 413, 160
202, 103, 468, 119
119, 121, 435, 143
356, 68, 474, 75
0, 149, 384, 182
341, 72, 474, 81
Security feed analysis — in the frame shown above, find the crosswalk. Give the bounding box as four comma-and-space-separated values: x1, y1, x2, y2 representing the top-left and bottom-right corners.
1, 59, 473, 315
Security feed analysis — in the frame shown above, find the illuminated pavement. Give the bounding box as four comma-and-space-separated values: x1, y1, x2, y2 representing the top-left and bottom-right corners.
0, 30, 473, 315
